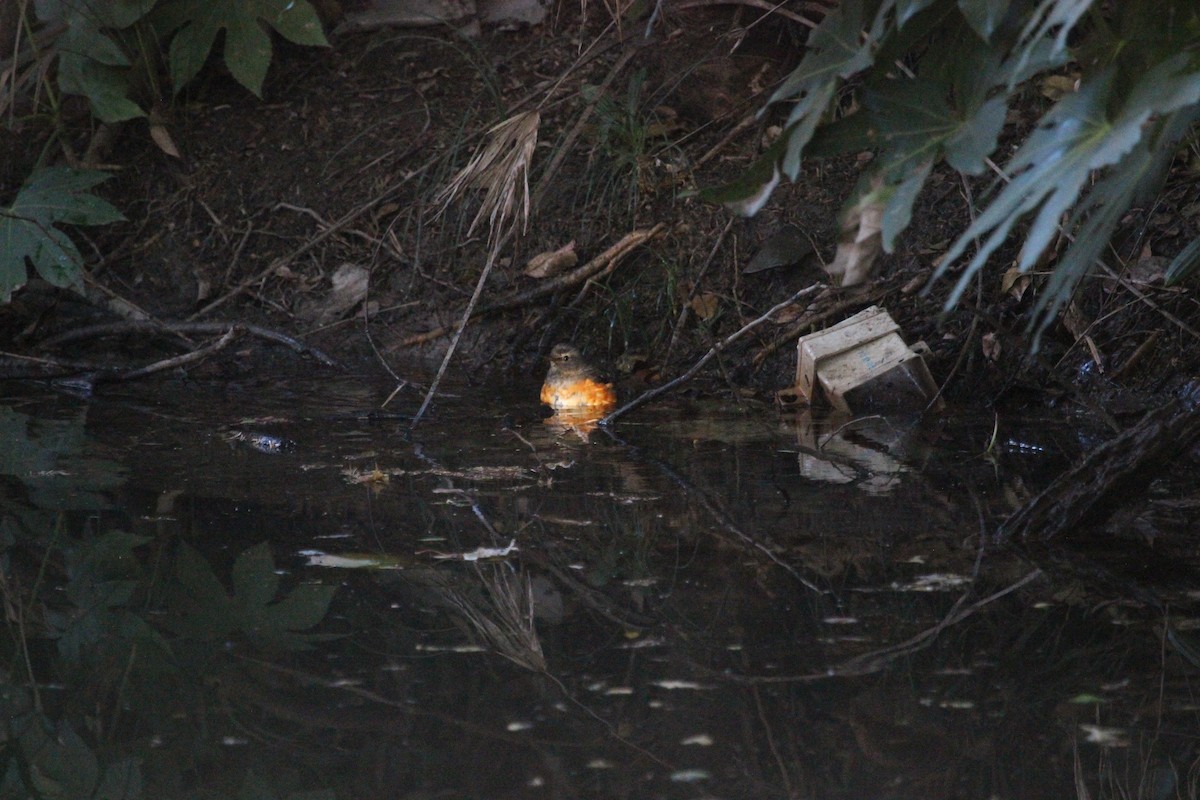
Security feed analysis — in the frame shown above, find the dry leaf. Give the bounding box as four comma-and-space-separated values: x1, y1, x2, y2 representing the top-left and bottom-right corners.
981, 331, 1001, 362
1039, 73, 1078, 101
1001, 266, 1030, 300
901, 271, 928, 294
304, 262, 370, 324
1126, 255, 1167, 286
772, 303, 806, 324
150, 124, 181, 158
745, 224, 812, 274
436, 110, 540, 247
524, 241, 577, 278
826, 174, 884, 287
1062, 300, 1090, 340
690, 293, 720, 320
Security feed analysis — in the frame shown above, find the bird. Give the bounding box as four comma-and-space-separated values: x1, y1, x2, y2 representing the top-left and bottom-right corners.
540, 344, 617, 414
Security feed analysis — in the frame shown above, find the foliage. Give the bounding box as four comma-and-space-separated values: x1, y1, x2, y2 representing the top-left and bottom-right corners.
710, 0, 1200, 339
36, 0, 329, 122
0, 166, 124, 302
0, 0, 328, 305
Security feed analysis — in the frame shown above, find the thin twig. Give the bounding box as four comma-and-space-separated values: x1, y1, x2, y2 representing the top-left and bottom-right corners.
394, 224, 664, 348
190, 139, 432, 320
720, 570, 1043, 684
116, 327, 239, 380
751, 285, 886, 367
410, 229, 516, 429
675, 0, 822, 27
601, 283, 825, 425
664, 217, 734, 364
530, 44, 641, 211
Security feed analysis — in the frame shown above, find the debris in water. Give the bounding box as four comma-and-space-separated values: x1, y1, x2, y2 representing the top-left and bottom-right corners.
780, 305, 941, 413
430, 539, 518, 561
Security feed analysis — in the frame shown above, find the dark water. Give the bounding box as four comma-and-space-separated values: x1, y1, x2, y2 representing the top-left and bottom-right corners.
2, 369, 1198, 799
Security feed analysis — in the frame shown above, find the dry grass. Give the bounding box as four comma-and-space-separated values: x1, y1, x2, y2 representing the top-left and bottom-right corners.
435, 109, 540, 251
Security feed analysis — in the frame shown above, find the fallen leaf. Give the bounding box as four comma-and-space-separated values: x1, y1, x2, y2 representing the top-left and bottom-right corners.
981, 331, 1001, 362
304, 262, 369, 324
1126, 255, 1167, 286
1001, 266, 1030, 300
690, 293, 720, 320
150, 124, 181, 158
901, 271, 928, 294
745, 224, 813, 274
772, 303, 806, 324
524, 241, 577, 278
1039, 73, 1078, 101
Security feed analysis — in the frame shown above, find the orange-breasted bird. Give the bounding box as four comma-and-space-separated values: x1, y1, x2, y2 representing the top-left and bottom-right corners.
540, 344, 617, 413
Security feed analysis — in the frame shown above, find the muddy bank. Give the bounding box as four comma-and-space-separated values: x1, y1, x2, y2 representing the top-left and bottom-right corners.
3, 6, 1199, 421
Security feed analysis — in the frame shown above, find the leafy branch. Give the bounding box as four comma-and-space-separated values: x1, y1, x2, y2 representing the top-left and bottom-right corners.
707, 0, 1200, 338
0, 166, 124, 301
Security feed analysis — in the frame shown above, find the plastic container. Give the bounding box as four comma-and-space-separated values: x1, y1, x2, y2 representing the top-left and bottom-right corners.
789, 306, 941, 413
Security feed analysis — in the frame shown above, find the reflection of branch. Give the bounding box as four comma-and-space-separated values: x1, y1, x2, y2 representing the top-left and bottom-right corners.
609, 430, 827, 595
719, 570, 1043, 685
38, 320, 337, 365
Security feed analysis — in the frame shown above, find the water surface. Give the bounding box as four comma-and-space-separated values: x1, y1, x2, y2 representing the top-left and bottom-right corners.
2, 369, 1196, 799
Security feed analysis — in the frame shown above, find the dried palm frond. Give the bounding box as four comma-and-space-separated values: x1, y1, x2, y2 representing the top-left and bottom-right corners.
436, 110, 540, 249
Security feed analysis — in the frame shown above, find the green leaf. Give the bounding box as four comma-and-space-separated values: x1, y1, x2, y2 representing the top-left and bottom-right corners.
169, 541, 238, 639
0, 167, 123, 301
957, 0, 1010, 41
94, 759, 142, 800
59, 57, 145, 122
157, 0, 329, 96
1011, 0, 1093, 83
770, 0, 890, 180
10, 167, 123, 225
881, 158, 932, 250
696, 137, 785, 216
38, 0, 158, 28
1165, 235, 1200, 286
54, 14, 147, 121
896, 0, 939, 27
943, 94, 1006, 173
264, 582, 338, 633
933, 56, 1200, 331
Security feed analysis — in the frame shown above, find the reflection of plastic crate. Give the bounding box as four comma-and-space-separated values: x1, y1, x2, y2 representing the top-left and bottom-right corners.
793, 306, 942, 413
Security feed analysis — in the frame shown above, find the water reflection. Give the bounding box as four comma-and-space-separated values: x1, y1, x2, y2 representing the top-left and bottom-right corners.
0, 374, 1197, 799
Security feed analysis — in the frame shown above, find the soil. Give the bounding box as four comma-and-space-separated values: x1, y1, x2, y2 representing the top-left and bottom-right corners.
5, 3, 1200, 415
